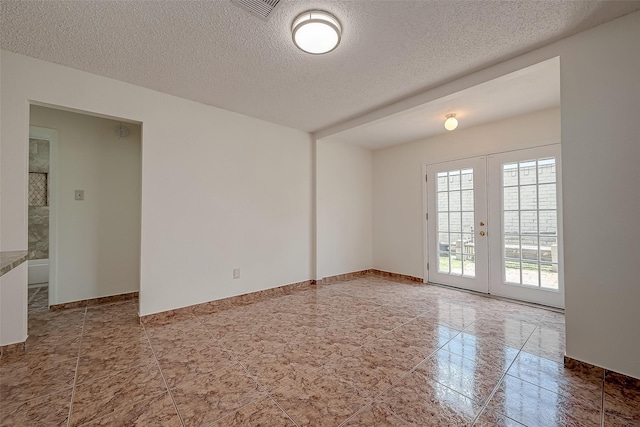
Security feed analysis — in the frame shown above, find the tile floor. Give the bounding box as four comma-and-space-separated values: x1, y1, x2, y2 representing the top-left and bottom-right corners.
27, 284, 49, 313
2, 274, 639, 426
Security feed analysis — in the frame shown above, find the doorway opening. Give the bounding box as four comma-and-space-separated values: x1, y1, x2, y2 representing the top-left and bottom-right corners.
27, 127, 55, 313
27, 104, 142, 321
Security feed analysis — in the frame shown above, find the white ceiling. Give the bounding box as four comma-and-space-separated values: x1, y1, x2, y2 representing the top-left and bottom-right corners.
1, 1, 639, 133
325, 57, 560, 149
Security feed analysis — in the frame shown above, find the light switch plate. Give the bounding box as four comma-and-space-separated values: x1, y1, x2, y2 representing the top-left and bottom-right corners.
75, 190, 84, 201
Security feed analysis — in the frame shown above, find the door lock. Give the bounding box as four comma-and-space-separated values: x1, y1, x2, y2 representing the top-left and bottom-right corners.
479, 221, 485, 226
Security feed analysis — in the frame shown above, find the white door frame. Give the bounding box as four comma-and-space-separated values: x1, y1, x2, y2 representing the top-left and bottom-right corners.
487, 145, 564, 308
28, 126, 59, 307
425, 156, 489, 293
423, 164, 429, 283
422, 144, 564, 308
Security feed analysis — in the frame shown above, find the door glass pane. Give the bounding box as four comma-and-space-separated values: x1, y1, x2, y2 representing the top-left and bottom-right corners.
504, 211, 519, 234
505, 259, 521, 283
538, 184, 557, 209
438, 192, 448, 211
437, 172, 449, 191
503, 164, 518, 186
540, 237, 557, 263
521, 212, 538, 235
538, 159, 556, 184
438, 233, 450, 273
449, 171, 461, 191
504, 235, 520, 258
461, 169, 474, 189
463, 254, 476, 277
439, 254, 450, 273
502, 157, 559, 290
450, 233, 462, 253
539, 211, 557, 235
438, 213, 449, 232
504, 187, 519, 210
521, 236, 539, 261
461, 233, 475, 277
450, 212, 461, 232
519, 161, 537, 185
522, 262, 540, 286
449, 191, 461, 211
541, 263, 559, 289
461, 190, 474, 211
462, 212, 474, 234
451, 258, 463, 276
435, 168, 475, 278
520, 186, 537, 210
461, 233, 474, 244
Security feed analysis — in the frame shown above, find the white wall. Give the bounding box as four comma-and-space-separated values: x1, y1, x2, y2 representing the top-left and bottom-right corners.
559, 13, 640, 379
316, 139, 372, 279
1, 50, 313, 318
30, 106, 141, 304
0, 264, 27, 346
373, 108, 560, 278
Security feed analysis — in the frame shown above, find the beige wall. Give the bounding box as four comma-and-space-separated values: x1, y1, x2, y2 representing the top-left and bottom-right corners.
30, 106, 142, 304
316, 139, 372, 279
559, 12, 640, 379
1, 50, 314, 323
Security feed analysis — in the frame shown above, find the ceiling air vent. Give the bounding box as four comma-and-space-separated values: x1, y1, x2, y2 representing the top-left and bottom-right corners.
231, 0, 282, 21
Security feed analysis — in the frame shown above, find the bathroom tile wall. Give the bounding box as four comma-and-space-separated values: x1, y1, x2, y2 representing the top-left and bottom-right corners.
28, 138, 49, 261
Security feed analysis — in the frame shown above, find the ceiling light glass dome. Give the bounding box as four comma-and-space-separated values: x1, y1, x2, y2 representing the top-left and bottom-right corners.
292, 10, 342, 55
444, 113, 459, 131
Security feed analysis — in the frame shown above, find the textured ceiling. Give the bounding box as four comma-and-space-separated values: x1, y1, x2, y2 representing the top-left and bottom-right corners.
2, 1, 640, 133
326, 57, 560, 149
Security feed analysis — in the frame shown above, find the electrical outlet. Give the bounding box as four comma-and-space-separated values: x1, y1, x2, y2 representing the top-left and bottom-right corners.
75, 190, 84, 201
233, 268, 240, 279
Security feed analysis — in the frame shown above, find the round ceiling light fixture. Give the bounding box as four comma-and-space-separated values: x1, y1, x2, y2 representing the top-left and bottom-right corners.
444, 113, 458, 131
292, 10, 342, 55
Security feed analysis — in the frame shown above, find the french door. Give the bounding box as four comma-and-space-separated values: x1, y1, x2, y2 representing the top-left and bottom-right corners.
426, 157, 489, 293
487, 146, 564, 307
426, 145, 564, 308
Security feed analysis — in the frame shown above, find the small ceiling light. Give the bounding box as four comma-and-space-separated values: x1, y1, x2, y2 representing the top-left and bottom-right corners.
292, 10, 341, 55
444, 113, 458, 131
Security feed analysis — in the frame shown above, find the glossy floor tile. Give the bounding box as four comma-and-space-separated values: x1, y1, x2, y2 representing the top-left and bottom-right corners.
27, 284, 49, 313
2, 274, 637, 426
485, 374, 602, 427
603, 372, 640, 426
378, 367, 483, 425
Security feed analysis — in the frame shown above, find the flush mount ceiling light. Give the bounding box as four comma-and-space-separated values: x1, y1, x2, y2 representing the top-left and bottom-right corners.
444, 113, 458, 131
292, 10, 341, 54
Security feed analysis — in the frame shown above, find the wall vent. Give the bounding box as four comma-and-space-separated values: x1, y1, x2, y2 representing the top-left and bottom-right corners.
231, 0, 282, 21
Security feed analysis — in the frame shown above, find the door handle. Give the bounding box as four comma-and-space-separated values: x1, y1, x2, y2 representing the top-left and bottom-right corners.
479, 231, 486, 236
479, 221, 485, 226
